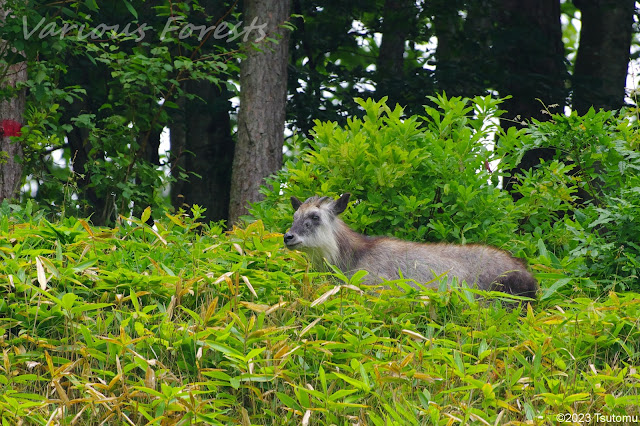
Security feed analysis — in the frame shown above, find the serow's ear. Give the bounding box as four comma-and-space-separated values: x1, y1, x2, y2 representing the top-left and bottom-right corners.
332, 193, 351, 215
291, 196, 303, 211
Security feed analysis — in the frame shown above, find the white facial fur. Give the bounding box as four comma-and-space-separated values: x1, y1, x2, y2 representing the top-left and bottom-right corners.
286, 204, 340, 266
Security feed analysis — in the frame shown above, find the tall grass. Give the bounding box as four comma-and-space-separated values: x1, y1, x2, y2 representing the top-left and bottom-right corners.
0, 206, 639, 424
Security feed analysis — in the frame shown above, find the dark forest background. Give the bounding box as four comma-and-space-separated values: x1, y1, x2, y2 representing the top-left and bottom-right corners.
0, 0, 638, 225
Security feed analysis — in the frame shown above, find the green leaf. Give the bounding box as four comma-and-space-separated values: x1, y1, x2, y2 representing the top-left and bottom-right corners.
564, 393, 590, 403
328, 389, 358, 401
141, 206, 151, 223
319, 366, 327, 394
70, 303, 113, 315
276, 392, 302, 412
540, 278, 572, 301
229, 376, 241, 389
206, 341, 243, 359
61, 293, 78, 311
72, 259, 97, 273
85, 0, 99, 11
130, 289, 141, 312
245, 347, 266, 362
333, 372, 369, 392
122, 0, 138, 19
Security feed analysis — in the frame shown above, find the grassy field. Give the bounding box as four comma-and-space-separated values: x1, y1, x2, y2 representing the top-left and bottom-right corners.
1, 208, 639, 425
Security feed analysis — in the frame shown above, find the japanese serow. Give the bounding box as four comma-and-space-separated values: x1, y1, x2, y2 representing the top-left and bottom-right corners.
283, 193, 538, 299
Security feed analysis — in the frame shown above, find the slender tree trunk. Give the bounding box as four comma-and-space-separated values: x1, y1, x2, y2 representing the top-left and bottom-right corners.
376, 0, 413, 108
134, 127, 161, 223
0, 1, 27, 201
433, 0, 496, 98
494, 0, 567, 124
170, 95, 188, 209
65, 96, 109, 224
60, 55, 116, 224
493, 0, 568, 194
433, 0, 465, 97
228, 0, 291, 224
171, 81, 234, 223
170, 0, 236, 224
572, 0, 635, 114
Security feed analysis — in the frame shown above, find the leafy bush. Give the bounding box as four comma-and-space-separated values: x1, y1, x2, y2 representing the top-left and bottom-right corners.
1, 207, 639, 424
2, 0, 239, 223
253, 96, 640, 293
499, 108, 640, 291
254, 95, 522, 250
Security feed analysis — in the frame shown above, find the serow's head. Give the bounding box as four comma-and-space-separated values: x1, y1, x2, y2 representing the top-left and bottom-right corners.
283, 193, 350, 252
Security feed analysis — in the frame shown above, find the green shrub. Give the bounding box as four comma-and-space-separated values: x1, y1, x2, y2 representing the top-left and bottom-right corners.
253, 96, 640, 293
499, 108, 640, 291
253, 95, 522, 250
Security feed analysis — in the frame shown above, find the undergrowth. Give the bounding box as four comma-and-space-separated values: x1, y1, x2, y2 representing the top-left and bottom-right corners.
1, 204, 639, 425
253, 95, 640, 293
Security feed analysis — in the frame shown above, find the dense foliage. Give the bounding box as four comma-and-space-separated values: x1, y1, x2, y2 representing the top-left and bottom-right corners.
2, 1, 639, 421
1, 0, 239, 222
2, 95, 640, 424
3, 1, 637, 224
253, 95, 640, 293
1, 204, 639, 424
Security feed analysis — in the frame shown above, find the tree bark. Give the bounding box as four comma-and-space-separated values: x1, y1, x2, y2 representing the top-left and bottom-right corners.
433, 0, 466, 97
0, 1, 27, 201
228, 0, 291, 224
433, 0, 498, 98
494, 0, 567, 124
493, 0, 568, 194
64, 94, 109, 224
376, 0, 414, 108
171, 81, 234, 223
572, 0, 635, 114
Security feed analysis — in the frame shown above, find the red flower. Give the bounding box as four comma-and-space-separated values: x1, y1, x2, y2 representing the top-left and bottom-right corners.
1, 120, 22, 137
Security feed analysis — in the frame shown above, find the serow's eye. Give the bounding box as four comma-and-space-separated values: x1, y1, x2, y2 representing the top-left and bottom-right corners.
310, 214, 320, 221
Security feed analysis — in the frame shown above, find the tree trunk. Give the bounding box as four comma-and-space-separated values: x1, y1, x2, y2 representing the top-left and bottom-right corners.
433, 0, 497, 98
171, 81, 234, 223
493, 0, 568, 194
64, 96, 109, 224
433, 0, 466, 97
572, 0, 635, 114
228, 0, 291, 224
494, 0, 567, 124
0, 1, 27, 201
376, 0, 414, 108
